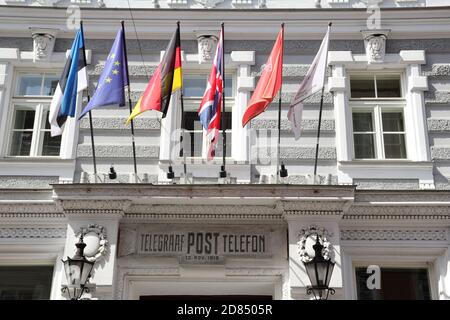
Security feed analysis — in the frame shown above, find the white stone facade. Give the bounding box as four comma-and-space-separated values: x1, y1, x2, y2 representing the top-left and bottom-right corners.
0, 2, 450, 300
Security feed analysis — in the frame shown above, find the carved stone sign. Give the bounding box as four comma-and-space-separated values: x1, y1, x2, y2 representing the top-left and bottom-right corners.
119, 225, 271, 264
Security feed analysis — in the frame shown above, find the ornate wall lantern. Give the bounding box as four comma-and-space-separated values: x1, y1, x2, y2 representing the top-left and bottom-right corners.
298, 225, 335, 300
303, 236, 335, 300
61, 235, 95, 300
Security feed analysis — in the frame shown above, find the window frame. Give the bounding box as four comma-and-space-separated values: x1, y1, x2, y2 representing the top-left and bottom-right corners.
349, 71, 408, 161
6, 70, 62, 158
181, 71, 236, 160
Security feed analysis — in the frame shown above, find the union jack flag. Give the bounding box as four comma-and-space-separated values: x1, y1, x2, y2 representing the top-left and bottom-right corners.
198, 29, 223, 160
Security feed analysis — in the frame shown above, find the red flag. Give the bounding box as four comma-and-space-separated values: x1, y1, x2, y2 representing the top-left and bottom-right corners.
242, 26, 283, 127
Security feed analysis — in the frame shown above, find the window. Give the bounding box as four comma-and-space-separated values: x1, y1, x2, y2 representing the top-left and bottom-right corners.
9, 73, 61, 157
0, 266, 54, 300
350, 75, 401, 99
350, 74, 406, 160
355, 267, 431, 300
182, 74, 233, 158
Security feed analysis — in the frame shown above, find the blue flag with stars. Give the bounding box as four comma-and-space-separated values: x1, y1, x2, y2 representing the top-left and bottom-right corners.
79, 27, 128, 119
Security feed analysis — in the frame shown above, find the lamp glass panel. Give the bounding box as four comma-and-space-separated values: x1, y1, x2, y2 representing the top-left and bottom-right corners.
325, 262, 335, 287
80, 261, 94, 285
66, 260, 82, 286
315, 261, 329, 286
304, 262, 319, 287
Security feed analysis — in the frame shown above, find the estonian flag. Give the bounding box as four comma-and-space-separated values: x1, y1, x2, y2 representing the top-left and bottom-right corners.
79, 27, 129, 119
49, 29, 87, 137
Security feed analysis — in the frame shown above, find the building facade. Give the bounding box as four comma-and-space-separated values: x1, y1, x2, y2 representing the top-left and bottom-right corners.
0, 0, 450, 300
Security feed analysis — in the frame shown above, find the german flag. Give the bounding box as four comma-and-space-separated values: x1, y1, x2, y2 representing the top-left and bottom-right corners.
127, 24, 182, 123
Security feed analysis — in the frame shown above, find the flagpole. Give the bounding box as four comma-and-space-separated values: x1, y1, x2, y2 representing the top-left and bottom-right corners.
313, 22, 332, 179
177, 21, 188, 181
276, 23, 284, 184
121, 20, 138, 177
219, 22, 227, 179
79, 21, 98, 178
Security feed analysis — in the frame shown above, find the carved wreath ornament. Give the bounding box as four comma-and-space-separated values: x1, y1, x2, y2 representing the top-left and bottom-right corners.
297, 225, 333, 263
76, 224, 108, 262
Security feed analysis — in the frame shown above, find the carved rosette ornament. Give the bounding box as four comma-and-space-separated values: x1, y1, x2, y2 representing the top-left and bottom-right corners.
30, 28, 58, 61
361, 29, 390, 64
76, 224, 108, 262
297, 225, 333, 263
197, 34, 218, 64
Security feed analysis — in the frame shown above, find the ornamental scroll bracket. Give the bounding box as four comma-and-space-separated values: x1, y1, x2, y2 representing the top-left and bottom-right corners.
196, 33, 219, 64
297, 225, 333, 263
361, 29, 390, 64
75, 224, 109, 263
30, 28, 58, 62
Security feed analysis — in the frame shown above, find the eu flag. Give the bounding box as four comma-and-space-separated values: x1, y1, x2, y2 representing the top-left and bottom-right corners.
79, 27, 128, 119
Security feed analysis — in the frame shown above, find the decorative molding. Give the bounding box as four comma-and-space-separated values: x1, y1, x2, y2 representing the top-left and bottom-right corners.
77, 145, 159, 159
0, 212, 64, 219
354, 179, 419, 190
76, 224, 108, 262
225, 267, 285, 276
423, 64, 450, 79
59, 200, 131, 211
0, 227, 66, 239
196, 34, 218, 64
425, 91, 450, 104
115, 267, 180, 299
276, 147, 336, 160
251, 119, 335, 131
347, 205, 450, 216
0, 176, 58, 189
30, 28, 57, 61
428, 119, 450, 132
284, 210, 343, 216
343, 214, 450, 220
79, 117, 160, 130
194, 0, 224, 8
124, 213, 283, 222
283, 202, 351, 212
167, 0, 187, 7
0, 204, 62, 214
127, 204, 282, 215
431, 147, 450, 160
64, 209, 124, 216
90, 64, 156, 77
297, 225, 333, 263
34, 0, 63, 6
118, 228, 136, 257
340, 229, 447, 241
361, 29, 390, 64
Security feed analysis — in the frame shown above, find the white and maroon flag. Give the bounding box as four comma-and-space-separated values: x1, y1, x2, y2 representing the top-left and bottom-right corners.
288, 23, 331, 140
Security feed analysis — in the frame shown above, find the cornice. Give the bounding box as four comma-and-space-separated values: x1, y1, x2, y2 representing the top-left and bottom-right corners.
1, 6, 450, 39
123, 213, 284, 223
52, 183, 355, 197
